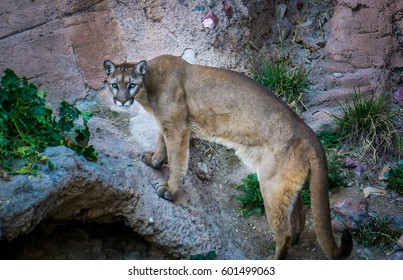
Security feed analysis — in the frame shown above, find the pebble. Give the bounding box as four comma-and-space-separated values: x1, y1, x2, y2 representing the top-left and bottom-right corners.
223, 2, 233, 18
202, 11, 219, 29
397, 234, 403, 249
333, 72, 344, 78
363, 187, 386, 198
378, 165, 390, 181
206, 0, 215, 8
356, 248, 374, 260
197, 162, 208, 174
388, 250, 403, 260
276, 4, 287, 21
300, 18, 314, 28
181, 48, 196, 64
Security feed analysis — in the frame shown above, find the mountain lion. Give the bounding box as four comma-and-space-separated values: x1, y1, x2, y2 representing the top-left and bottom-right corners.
103, 55, 352, 259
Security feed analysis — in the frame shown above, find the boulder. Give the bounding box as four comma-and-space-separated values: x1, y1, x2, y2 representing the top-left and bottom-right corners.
330, 188, 369, 231
0, 144, 229, 258
325, 0, 402, 94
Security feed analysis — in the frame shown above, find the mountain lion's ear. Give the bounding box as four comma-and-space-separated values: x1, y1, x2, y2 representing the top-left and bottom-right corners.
104, 60, 116, 76
135, 60, 147, 76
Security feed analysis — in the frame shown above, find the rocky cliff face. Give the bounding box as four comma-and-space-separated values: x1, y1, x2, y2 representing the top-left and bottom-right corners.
0, 0, 251, 104
1, 0, 401, 106
324, 0, 402, 98
247, 0, 402, 129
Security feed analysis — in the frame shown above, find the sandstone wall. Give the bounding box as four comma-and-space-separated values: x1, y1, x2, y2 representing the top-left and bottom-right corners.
324, 0, 403, 96
0, 0, 250, 105
0, 0, 401, 109
244, 0, 402, 129
301, 0, 403, 129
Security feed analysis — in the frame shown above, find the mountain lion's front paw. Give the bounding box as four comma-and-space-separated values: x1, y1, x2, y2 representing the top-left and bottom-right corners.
153, 182, 176, 201
142, 151, 163, 169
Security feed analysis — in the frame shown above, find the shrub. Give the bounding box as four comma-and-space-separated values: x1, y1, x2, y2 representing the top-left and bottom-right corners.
190, 251, 217, 260
331, 88, 400, 160
386, 163, 403, 195
234, 173, 264, 217
327, 155, 349, 191
253, 53, 310, 114
316, 129, 343, 150
350, 214, 402, 250
0, 69, 97, 176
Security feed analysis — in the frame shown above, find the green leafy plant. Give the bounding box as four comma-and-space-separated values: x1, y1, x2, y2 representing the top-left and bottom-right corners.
386, 163, 403, 195
350, 214, 402, 250
190, 251, 217, 260
234, 173, 264, 217
253, 53, 310, 114
301, 183, 311, 208
0, 69, 97, 176
327, 155, 349, 191
316, 129, 343, 150
331, 88, 400, 160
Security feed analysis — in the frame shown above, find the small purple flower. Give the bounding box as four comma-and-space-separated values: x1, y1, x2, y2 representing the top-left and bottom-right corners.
345, 156, 357, 167
393, 86, 403, 104
345, 156, 364, 177
354, 165, 364, 177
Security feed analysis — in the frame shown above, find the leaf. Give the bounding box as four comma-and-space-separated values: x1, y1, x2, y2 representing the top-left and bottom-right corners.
190, 251, 217, 260
35, 115, 46, 124
57, 115, 75, 132
31, 104, 50, 118
82, 145, 98, 162
1, 69, 20, 89
59, 100, 80, 120
0, 69, 98, 176
234, 173, 264, 217
82, 111, 93, 124
75, 127, 90, 144
37, 90, 46, 100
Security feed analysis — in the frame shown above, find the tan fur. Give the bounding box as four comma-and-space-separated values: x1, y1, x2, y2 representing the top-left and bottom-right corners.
103, 55, 352, 259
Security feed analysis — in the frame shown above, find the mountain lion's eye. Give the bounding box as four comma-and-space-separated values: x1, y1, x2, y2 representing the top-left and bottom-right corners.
129, 83, 136, 89
111, 83, 119, 89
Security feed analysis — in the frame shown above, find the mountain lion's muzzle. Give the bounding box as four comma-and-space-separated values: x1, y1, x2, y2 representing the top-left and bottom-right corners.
113, 96, 135, 106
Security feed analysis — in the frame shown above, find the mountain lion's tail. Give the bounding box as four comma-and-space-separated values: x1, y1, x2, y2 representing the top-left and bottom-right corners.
309, 152, 353, 259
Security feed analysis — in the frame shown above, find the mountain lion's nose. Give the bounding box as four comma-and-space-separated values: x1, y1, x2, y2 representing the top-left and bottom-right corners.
113, 97, 134, 106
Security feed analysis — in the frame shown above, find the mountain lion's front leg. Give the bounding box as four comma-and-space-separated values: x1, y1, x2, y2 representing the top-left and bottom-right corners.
142, 133, 167, 169
153, 124, 190, 201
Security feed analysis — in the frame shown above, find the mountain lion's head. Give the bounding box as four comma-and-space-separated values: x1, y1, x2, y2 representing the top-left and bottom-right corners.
103, 60, 147, 106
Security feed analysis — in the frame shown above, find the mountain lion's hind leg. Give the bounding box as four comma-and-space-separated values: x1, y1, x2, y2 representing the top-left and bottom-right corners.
261, 178, 294, 259
142, 133, 167, 169
259, 161, 307, 259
